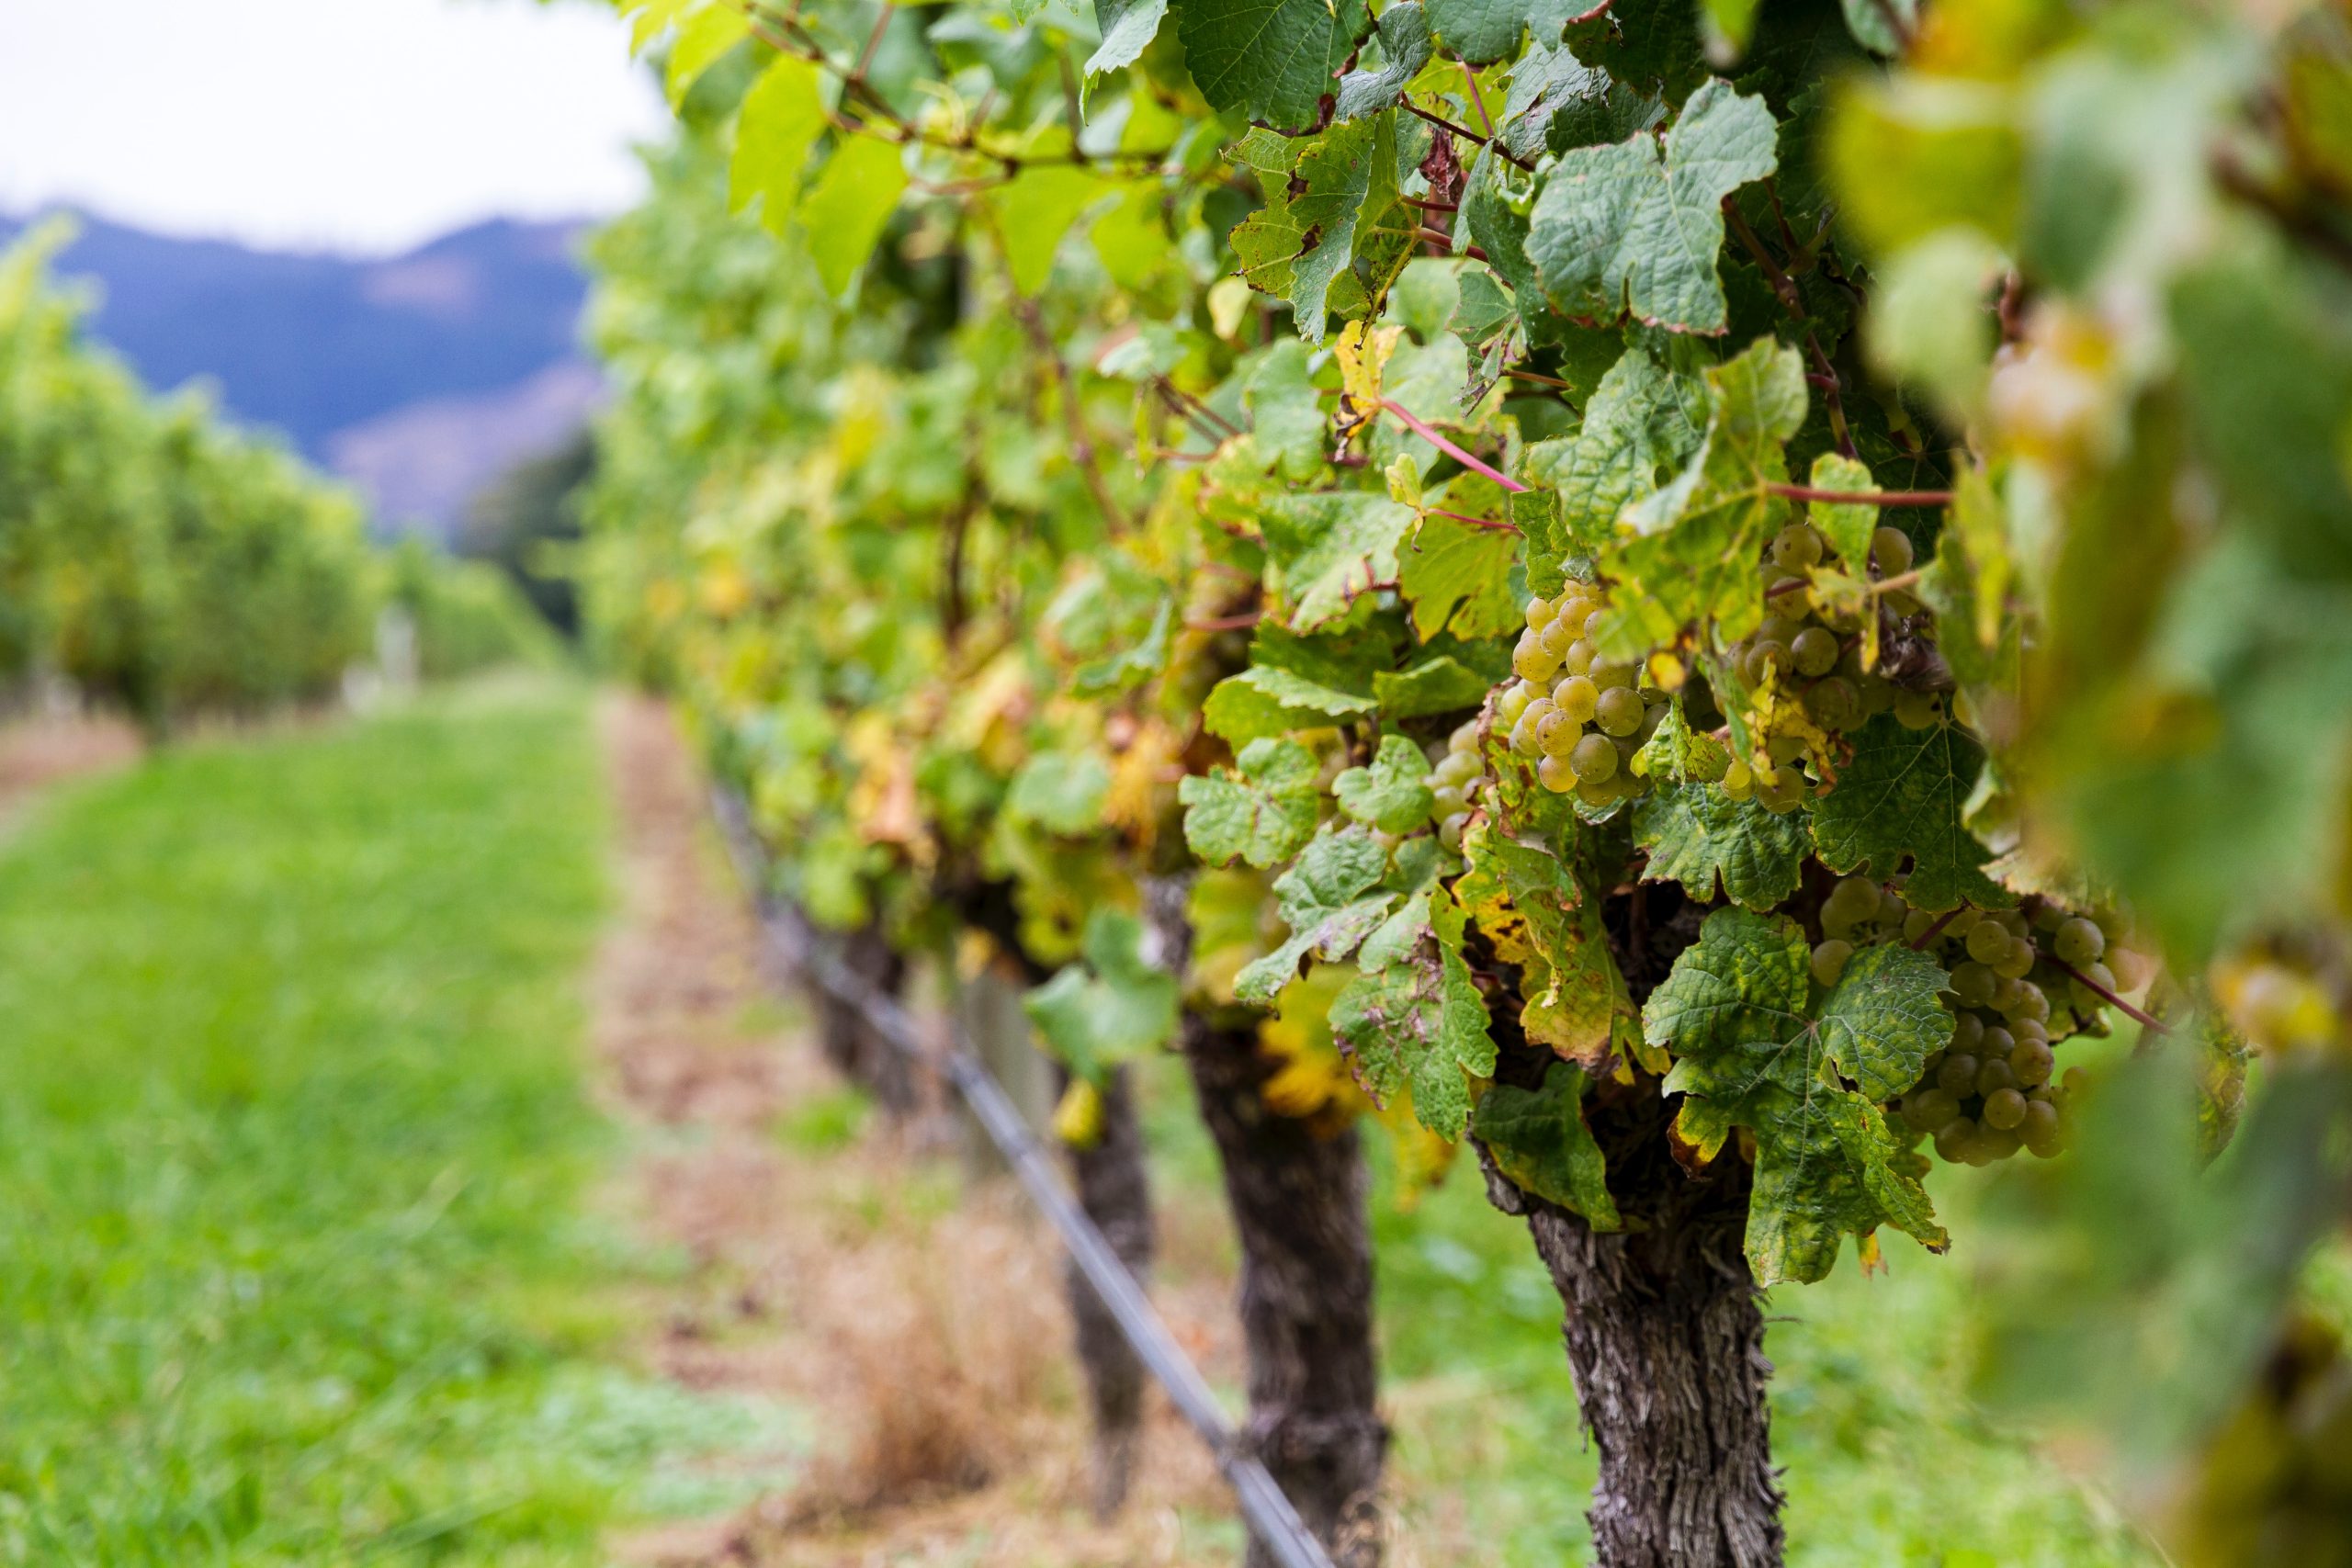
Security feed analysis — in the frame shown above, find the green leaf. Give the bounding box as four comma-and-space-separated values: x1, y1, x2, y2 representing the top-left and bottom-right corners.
1333, 734, 1438, 832
1521, 335, 1706, 592
1006, 749, 1114, 835
989, 166, 1118, 296
663, 2, 749, 106
1526, 77, 1778, 333
1204, 663, 1379, 742
1474, 1061, 1622, 1226
730, 56, 827, 235
1088, 0, 1170, 75
1333, 892, 1498, 1138
1336, 2, 1431, 120
1176, 0, 1369, 129
1258, 490, 1416, 630
1604, 336, 1806, 646
1231, 116, 1416, 342
1500, 42, 1663, 162
1630, 697, 1729, 784
1025, 908, 1182, 1081
798, 136, 909, 297
1399, 512, 1520, 639
1456, 819, 1635, 1068
1840, 0, 1917, 55
1424, 0, 1533, 63
1235, 827, 1402, 1003
1179, 737, 1322, 868
1633, 780, 1810, 910
1646, 908, 1950, 1283
1243, 340, 1329, 482
1809, 714, 2010, 913
1373, 653, 1496, 718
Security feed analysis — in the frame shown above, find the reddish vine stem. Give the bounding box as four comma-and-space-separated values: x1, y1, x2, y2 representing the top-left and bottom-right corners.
1423, 506, 1523, 534
1768, 483, 1954, 507
1415, 226, 1490, 263
1502, 367, 1577, 391
2047, 956, 2174, 1038
1459, 63, 1496, 138
1402, 102, 1536, 172
1565, 0, 1615, 20
1905, 908, 1961, 951
1378, 399, 1528, 491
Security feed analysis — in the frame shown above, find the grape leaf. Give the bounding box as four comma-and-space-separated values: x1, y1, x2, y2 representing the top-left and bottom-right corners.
1373, 653, 1496, 717
1204, 664, 1378, 742
1525, 77, 1779, 333
1006, 749, 1113, 835
1500, 42, 1664, 162
1333, 734, 1438, 832
1646, 908, 1950, 1282
1474, 1060, 1623, 1227
1808, 713, 2010, 913
1243, 340, 1329, 482
1180, 736, 1322, 867
1026, 908, 1182, 1081
1840, 0, 1917, 56
1235, 827, 1402, 1002
1424, 0, 1536, 63
1258, 490, 1417, 630
1088, 0, 1170, 75
1231, 116, 1416, 342
1633, 783, 1810, 910
1521, 334, 1706, 592
989, 166, 1118, 296
1456, 819, 1636, 1068
729, 56, 826, 235
1400, 512, 1520, 639
1176, 0, 1370, 130
1333, 892, 1498, 1138
1335, 2, 1431, 120
798, 137, 910, 297
664, 2, 748, 106
1603, 336, 1806, 649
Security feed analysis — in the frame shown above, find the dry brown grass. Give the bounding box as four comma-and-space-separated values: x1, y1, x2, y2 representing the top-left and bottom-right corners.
594, 694, 1240, 1568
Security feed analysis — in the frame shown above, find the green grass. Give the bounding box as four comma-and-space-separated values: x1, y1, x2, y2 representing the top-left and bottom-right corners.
0, 682, 786, 1567
1138, 1058, 2160, 1566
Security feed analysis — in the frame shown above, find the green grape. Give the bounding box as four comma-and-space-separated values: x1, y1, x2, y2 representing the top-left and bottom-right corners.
1871, 525, 1916, 575
1590, 661, 1637, 690
1758, 613, 1804, 646
1992, 908, 2030, 938
1537, 754, 1577, 794
1538, 616, 1577, 658
1980, 1024, 2016, 1058
1765, 575, 1813, 615
1857, 675, 1896, 716
1447, 719, 1481, 754
1904, 1087, 1961, 1133
1569, 733, 1618, 784
1944, 907, 1983, 935
2061, 1066, 2089, 1098
2030, 902, 2068, 931
1892, 688, 1941, 729
1634, 702, 1668, 743
1994, 938, 2038, 980
1950, 961, 1996, 1007
1902, 908, 1940, 943
1536, 710, 1580, 757
1554, 674, 1600, 724
2053, 917, 2105, 966
1823, 875, 1881, 928
1434, 750, 1479, 784
1497, 682, 1535, 728
1937, 1054, 1981, 1095
1575, 773, 1616, 807
1982, 1086, 2028, 1131
2009, 1015, 2050, 1044
1524, 596, 1557, 631
1512, 634, 1561, 682
1765, 733, 1807, 765
1790, 626, 1841, 677
1583, 607, 1610, 640
1430, 784, 1466, 818
1804, 676, 1860, 730
2019, 1099, 2063, 1156
2067, 962, 2117, 1014
1771, 522, 1825, 569
2005, 981, 2050, 1022
1976, 1057, 2018, 1096
1594, 686, 1645, 736
1966, 920, 2011, 964
2092, 907, 2133, 944
1812, 938, 1854, 987
1756, 769, 1807, 813
1563, 638, 1597, 675
1722, 759, 1754, 801
1743, 640, 1790, 686
1439, 811, 1470, 850
1951, 1012, 1984, 1054
1978, 1126, 2023, 1161
1933, 1118, 1978, 1163
1508, 705, 1544, 758
2010, 1039, 2055, 1087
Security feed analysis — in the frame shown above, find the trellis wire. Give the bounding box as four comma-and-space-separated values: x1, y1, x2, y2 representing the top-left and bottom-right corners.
708, 785, 1338, 1568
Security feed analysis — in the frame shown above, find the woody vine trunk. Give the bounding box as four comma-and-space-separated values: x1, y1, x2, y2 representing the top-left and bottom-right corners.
1478, 886, 1784, 1568
1146, 876, 1388, 1567
816, 919, 917, 1116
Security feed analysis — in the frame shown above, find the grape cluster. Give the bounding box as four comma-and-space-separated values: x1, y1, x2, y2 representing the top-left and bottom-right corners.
1499, 584, 1672, 809
1430, 718, 1489, 850
1805, 876, 2156, 1166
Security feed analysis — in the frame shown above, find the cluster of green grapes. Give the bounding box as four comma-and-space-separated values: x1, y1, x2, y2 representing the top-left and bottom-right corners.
1429, 717, 1488, 850
1807, 874, 2154, 1165
1498, 583, 1672, 809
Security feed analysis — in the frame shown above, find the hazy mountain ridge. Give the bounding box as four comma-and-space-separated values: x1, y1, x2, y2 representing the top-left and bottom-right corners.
0, 210, 599, 534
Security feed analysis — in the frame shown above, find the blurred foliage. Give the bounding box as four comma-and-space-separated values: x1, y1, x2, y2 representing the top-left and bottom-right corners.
458, 430, 595, 637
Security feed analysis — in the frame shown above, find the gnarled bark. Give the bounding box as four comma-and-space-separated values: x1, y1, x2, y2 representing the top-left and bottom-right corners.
1055, 1060, 1155, 1517
1148, 876, 1387, 1566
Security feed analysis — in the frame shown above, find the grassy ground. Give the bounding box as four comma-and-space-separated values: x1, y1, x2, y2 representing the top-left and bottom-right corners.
0, 682, 761, 1567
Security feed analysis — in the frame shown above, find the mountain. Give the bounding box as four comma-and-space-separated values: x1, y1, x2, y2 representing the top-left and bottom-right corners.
0, 210, 603, 536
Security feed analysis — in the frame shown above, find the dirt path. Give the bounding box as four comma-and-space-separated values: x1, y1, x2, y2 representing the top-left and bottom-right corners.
0, 712, 141, 828
594, 694, 1241, 1567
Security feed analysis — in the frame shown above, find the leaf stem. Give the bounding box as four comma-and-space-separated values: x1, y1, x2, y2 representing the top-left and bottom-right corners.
1905, 908, 1960, 950
1377, 400, 1528, 492
1422, 506, 1522, 534
2046, 956, 2173, 1038
1768, 483, 1954, 507
1401, 102, 1535, 173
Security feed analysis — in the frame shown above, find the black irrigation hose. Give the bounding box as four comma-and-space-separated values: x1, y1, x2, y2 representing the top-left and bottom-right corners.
707, 786, 1339, 1568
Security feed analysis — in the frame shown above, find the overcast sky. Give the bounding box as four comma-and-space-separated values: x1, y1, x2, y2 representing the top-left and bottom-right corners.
0, 0, 669, 255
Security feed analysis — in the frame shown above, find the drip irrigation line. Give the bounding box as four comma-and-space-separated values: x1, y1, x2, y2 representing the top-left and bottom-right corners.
707, 785, 1339, 1568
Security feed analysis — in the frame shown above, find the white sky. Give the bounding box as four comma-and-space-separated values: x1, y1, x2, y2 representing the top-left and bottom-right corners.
0, 0, 669, 256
